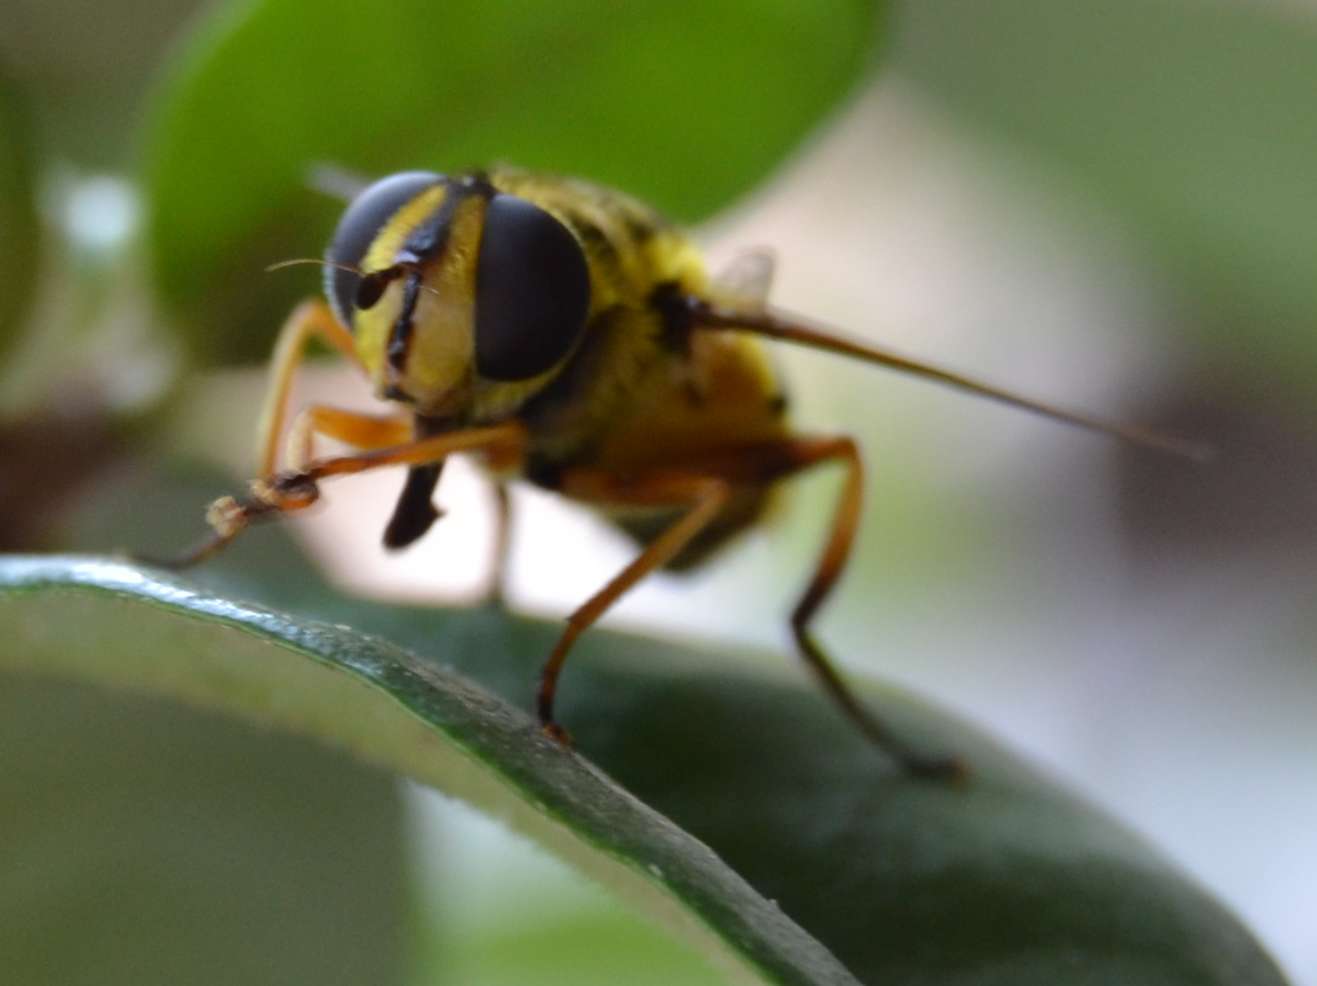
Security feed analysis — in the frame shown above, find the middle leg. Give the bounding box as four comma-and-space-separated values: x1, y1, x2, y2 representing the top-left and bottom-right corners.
537, 469, 731, 742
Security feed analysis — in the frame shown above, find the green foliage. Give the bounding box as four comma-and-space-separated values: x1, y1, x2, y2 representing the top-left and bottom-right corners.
896, 0, 1317, 390
0, 67, 39, 362
0, 467, 1289, 985
144, 0, 882, 366
0, 676, 408, 986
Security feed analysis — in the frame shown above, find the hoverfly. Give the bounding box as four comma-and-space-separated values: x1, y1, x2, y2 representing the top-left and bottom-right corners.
167, 167, 1206, 777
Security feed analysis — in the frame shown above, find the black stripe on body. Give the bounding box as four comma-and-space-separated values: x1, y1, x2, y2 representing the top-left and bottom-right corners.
573, 219, 622, 271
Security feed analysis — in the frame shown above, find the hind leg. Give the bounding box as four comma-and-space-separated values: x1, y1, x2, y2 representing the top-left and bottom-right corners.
603, 436, 965, 778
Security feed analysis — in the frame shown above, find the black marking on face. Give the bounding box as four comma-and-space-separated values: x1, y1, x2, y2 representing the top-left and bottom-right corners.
324, 171, 443, 325
386, 176, 497, 375
387, 272, 423, 374
474, 194, 591, 381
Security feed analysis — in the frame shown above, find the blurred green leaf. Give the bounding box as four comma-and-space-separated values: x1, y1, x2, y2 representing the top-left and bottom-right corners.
0, 675, 408, 986
0, 66, 39, 362
894, 0, 1317, 389
423, 902, 727, 986
0, 464, 1291, 985
0, 555, 860, 986
144, 0, 883, 367
0, 0, 209, 167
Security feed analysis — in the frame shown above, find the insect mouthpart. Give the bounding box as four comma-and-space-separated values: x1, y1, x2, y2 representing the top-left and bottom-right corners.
380, 383, 417, 404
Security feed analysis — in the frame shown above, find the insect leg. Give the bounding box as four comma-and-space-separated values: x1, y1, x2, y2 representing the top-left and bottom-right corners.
537, 471, 731, 743
283, 404, 413, 472
485, 480, 514, 607
255, 298, 363, 477
770, 436, 966, 779
157, 422, 525, 568
631, 436, 965, 777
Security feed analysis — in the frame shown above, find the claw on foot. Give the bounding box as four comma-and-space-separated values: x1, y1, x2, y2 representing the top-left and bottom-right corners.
903, 753, 970, 785
541, 720, 574, 748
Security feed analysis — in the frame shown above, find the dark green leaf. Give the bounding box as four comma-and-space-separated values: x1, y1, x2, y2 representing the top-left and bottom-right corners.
894, 1, 1317, 390
0, 465, 1290, 985
0, 674, 408, 986
144, 0, 883, 367
0, 65, 39, 362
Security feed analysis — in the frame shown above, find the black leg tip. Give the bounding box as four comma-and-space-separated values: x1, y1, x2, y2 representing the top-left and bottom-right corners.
541, 720, 575, 748
125, 534, 225, 572
903, 753, 971, 785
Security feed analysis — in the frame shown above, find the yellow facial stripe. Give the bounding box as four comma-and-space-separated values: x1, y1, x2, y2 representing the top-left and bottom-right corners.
351, 184, 449, 384
403, 194, 486, 401
361, 184, 448, 272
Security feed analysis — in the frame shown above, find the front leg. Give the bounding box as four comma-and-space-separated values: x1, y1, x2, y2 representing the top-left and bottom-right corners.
282, 404, 413, 473
155, 421, 526, 569
254, 299, 362, 477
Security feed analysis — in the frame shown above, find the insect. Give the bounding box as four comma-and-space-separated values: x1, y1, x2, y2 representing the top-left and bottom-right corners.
166, 167, 1206, 778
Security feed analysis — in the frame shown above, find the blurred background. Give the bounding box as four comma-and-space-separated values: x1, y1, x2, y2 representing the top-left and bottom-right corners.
2, 0, 1314, 983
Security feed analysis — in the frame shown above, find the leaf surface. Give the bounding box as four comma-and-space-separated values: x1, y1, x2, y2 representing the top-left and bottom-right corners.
0, 466, 1290, 984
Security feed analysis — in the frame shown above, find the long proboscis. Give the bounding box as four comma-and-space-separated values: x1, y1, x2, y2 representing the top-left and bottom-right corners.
691, 300, 1213, 463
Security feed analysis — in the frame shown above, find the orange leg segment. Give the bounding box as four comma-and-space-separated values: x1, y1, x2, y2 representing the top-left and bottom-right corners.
255, 298, 363, 477
283, 404, 413, 472
156, 421, 526, 568
537, 471, 731, 743
544, 437, 963, 779
777, 437, 965, 779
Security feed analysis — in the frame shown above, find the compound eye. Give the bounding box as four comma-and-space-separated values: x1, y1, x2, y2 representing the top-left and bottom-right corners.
475, 194, 591, 381
324, 171, 443, 325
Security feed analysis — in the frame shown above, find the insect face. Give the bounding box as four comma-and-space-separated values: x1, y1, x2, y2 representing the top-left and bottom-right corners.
324, 171, 591, 419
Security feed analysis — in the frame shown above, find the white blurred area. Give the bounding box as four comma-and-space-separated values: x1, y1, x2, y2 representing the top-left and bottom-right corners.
188, 78, 1313, 984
